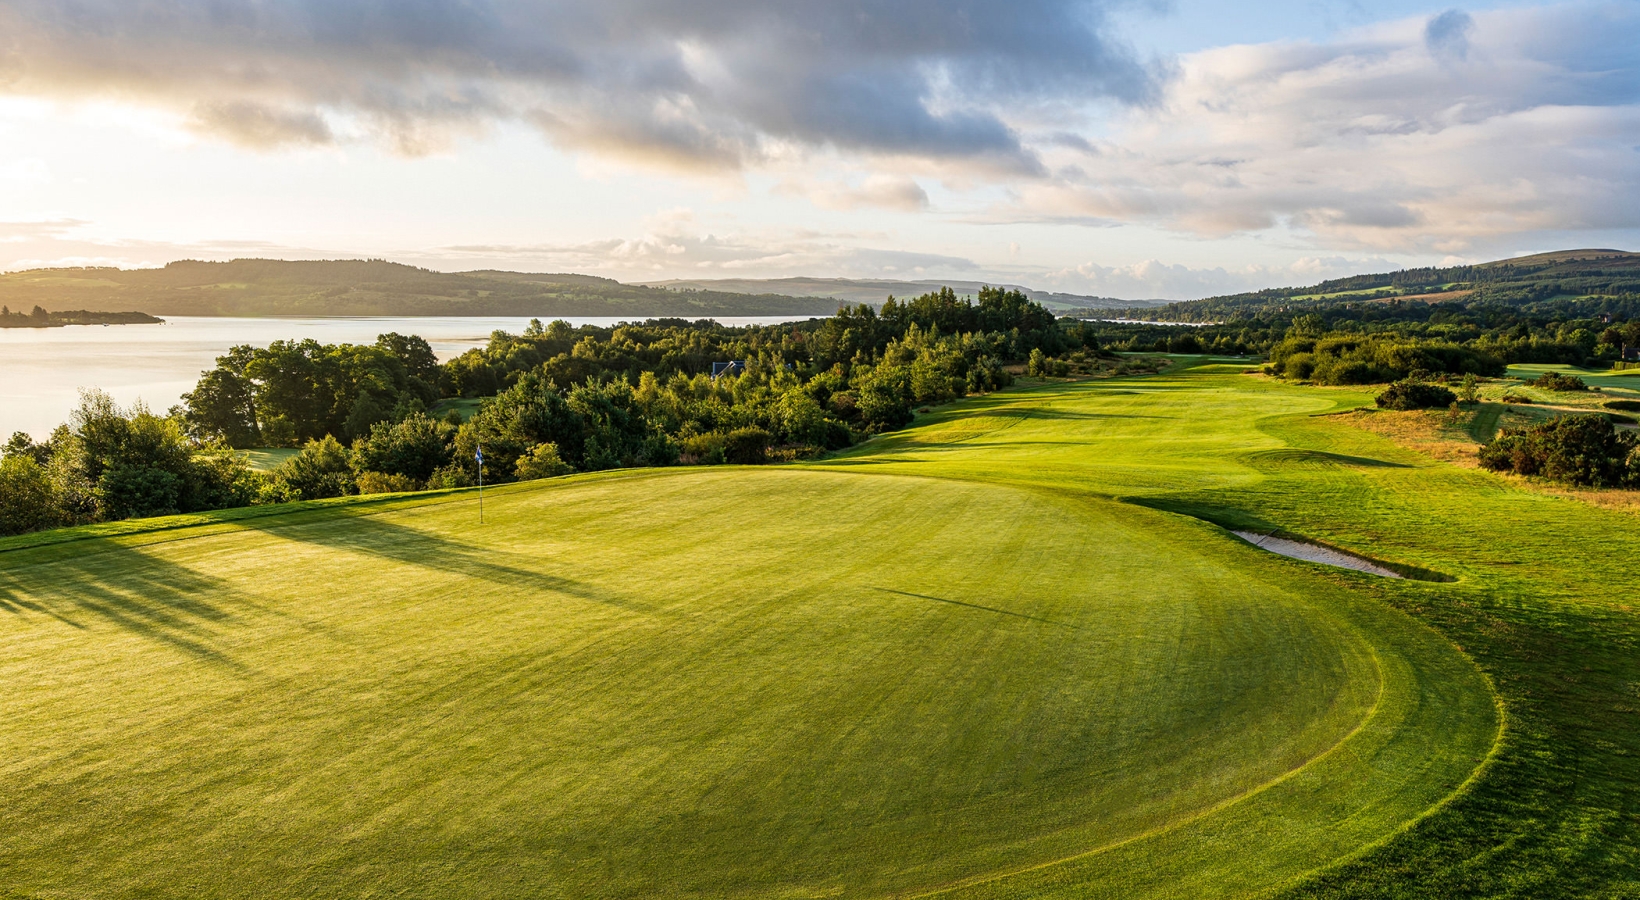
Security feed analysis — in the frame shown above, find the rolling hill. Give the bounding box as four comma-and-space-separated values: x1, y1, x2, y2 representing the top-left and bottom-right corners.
1115, 248, 1640, 321
635, 276, 1148, 312
9, 361, 1638, 896
0, 259, 843, 318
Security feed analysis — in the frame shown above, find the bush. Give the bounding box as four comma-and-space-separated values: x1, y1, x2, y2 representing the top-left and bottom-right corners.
515, 442, 573, 480
1480, 415, 1637, 487
272, 436, 356, 500
1502, 392, 1533, 404
1459, 373, 1480, 405
1268, 334, 1502, 385
1532, 371, 1588, 392
427, 463, 475, 489
352, 413, 453, 482
0, 455, 63, 536
1376, 380, 1458, 411
356, 471, 422, 494
678, 431, 726, 466
722, 427, 772, 465
855, 369, 914, 431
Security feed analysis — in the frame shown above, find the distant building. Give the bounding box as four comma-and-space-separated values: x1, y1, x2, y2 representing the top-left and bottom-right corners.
712, 360, 746, 379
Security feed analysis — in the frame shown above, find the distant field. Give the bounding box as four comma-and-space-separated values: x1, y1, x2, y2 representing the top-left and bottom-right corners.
431, 397, 484, 422
5, 362, 1640, 897
1506, 362, 1640, 394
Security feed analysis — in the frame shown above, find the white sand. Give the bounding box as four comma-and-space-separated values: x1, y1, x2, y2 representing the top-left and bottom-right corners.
1232, 531, 1403, 578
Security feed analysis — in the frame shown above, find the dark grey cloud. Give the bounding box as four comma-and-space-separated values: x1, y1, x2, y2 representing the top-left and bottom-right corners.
0, 0, 1160, 167
1424, 9, 1473, 63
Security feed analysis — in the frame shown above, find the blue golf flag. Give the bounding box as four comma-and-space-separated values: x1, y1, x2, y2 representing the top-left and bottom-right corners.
475, 445, 484, 466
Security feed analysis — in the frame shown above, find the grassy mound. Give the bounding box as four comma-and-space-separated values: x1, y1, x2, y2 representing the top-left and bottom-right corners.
0, 466, 1491, 899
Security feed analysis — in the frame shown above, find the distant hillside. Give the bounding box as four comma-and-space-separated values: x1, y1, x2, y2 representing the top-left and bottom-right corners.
0, 259, 842, 318
1101, 249, 1640, 322
637, 276, 1151, 312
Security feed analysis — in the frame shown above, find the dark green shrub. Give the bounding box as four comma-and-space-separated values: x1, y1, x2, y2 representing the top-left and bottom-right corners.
679, 431, 726, 465
352, 413, 454, 483
1532, 371, 1588, 392
1268, 334, 1502, 385
514, 442, 573, 480
722, 428, 772, 465
272, 436, 356, 499
1376, 381, 1458, 411
0, 455, 64, 536
1479, 415, 1637, 487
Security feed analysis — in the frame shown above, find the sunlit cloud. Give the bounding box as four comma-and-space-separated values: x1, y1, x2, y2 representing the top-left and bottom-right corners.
1006, 1, 1640, 254
0, 0, 1160, 169
433, 209, 977, 278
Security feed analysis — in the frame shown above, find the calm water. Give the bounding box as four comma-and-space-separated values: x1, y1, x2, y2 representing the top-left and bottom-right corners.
0, 315, 809, 439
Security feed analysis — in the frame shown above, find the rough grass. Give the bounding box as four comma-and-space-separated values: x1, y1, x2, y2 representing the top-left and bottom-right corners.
7, 359, 1634, 897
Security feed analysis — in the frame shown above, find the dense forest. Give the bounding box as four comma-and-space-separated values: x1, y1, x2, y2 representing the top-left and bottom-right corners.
1, 287, 1095, 536
1070, 252, 1640, 384
0, 259, 842, 318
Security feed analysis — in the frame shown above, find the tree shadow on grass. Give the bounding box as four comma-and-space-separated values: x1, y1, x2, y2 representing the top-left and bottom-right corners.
0, 544, 253, 671
872, 588, 1085, 631
1023, 408, 1172, 421
238, 511, 662, 617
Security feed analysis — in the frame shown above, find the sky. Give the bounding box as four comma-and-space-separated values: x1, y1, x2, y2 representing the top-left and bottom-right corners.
0, 0, 1636, 300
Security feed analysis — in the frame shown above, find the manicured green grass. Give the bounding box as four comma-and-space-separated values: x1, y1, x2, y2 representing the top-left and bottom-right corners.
1506, 362, 1640, 395
5, 361, 1636, 897
431, 397, 485, 421
240, 447, 298, 472
0, 464, 1491, 899
829, 366, 1640, 896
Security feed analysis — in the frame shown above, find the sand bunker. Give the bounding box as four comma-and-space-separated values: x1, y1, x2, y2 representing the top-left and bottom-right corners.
1232, 531, 1403, 578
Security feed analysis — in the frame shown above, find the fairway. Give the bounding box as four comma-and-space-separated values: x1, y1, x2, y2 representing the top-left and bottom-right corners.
0, 368, 1516, 898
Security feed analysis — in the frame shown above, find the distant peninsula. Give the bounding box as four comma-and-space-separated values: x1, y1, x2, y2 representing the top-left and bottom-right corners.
0, 305, 163, 328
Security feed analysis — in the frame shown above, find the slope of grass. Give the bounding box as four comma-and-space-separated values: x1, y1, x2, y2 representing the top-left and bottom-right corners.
12, 358, 1638, 897
240, 448, 298, 472
1506, 363, 1640, 395
0, 386, 1498, 899
827, 365, 1640, 897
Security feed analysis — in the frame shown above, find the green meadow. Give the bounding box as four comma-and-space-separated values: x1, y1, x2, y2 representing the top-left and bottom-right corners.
3, 361, 1637, 897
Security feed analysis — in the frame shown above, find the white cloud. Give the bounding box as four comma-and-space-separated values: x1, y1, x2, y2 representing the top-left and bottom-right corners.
1007, 1, 1640, 254
1039, 255, 1400, 300
775, 175, 930, 212
432, 211, 977, 279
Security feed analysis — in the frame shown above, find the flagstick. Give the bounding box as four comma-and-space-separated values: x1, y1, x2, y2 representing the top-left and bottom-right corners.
477, 442, 485, 525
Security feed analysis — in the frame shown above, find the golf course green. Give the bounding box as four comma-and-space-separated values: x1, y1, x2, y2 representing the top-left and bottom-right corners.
3, 361, 1636, 898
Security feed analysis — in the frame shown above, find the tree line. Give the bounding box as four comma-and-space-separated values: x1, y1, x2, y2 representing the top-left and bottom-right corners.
2, 287, 1090, 537
0, 306, 162, 328
1069, 298, 1640, 383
